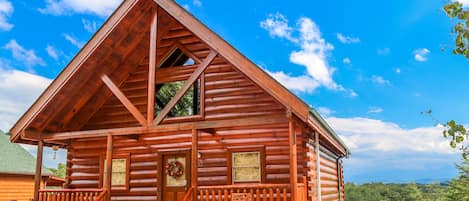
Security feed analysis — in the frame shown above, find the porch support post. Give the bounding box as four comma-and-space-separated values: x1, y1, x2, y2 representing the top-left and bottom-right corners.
191, 128, 198, 200
104, 134, 113, 201
288, 111, 298, 201
33, 140, 44, 201
315, 132, 321, 201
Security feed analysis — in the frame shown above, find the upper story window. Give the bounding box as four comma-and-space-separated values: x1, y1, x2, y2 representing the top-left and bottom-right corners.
103, 156, 130, 190
155, 80, 200, 118
154, 46, 201, 119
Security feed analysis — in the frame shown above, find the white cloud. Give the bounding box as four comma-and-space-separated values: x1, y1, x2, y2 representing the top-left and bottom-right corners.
0, 68, 51, 132
265, 69, 319, 93
370, 75, 391, 85
260, 13, 295, 42
367, 106, 384, 114
337, 33, 360, 44
395, 68, 401, 74
0, 0, 13, 31
343, 57, 351, 64
39, 0, 122, 17
4, 40, 46, 68
45, 45, 61, 60
261, 13, 355, 96
327, 117, 455, 154
193, 0, 202, 7
63, 33, 85, 48
457, 0, 469, 6
82, 18, 97, 33
377, 48, 391, 56
317, 107, 334, 117
414, 48, 430, 62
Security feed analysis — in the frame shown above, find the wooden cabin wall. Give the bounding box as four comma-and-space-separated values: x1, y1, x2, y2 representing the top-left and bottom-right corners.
305, 139, 318, 201
66, 119, 314, 201
0, 174, 45, 201
319, 153, 340, 201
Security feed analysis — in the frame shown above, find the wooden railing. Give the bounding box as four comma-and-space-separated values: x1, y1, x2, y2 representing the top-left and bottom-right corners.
38, 189, 106, 201
198, 184, 290, 201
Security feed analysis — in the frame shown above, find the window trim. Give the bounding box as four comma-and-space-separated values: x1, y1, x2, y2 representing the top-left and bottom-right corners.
156, 75, 205, 124
227, 146, 266, 184
100, 153, 131, 191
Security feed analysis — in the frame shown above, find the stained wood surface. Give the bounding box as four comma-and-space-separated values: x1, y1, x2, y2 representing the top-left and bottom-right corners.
0, 175, 45, 201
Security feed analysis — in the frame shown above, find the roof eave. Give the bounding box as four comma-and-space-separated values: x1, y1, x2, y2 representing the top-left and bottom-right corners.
309, 107, 350, 157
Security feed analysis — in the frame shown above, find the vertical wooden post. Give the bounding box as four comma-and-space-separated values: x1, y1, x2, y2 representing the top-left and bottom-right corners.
33, 140, 44, 201
315, 132, 321, 201
104, 134, 113, 201
147, 11, 158, 126
191, 128, 198, 200
288, 111, 298, 201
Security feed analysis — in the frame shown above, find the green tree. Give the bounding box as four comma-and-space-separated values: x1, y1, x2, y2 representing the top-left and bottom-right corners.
444, 2, 469, 59
445, 159, 469, 201
48, 163, 66, 178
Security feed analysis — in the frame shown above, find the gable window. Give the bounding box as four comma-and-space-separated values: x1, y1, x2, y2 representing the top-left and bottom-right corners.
103, 156, 130, 190
154, 45, 202, 120
228, 147, 265, 184
154, 80, 200, 118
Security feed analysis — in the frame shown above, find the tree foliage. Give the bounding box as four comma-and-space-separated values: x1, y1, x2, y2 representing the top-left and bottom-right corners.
345, 182, 446, 201
444, 2, 469, 59
48, 163, 66, 178
442, 120, 468, 160
445, 159, 469, 200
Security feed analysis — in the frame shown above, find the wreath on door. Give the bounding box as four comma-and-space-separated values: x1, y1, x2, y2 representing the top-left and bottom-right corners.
165, 160, 184, 178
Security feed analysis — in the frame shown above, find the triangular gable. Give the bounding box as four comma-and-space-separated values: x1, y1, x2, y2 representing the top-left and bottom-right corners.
10, 0, 347, 155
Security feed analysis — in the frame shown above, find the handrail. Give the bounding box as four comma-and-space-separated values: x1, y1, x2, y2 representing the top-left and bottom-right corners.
38, 188, 105, 201
182, 186, 195, 201
198, 183, 290, 190
39, 188, 104, 192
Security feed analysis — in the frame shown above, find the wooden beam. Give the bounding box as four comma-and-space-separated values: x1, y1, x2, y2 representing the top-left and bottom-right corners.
191, 128, 198, 201
153, 51, 217, 125
43, 115, 287, 141
288, 116, 298, 201
104, 134, 113, 201
152, 0, 310, 121
101, 74, 147, 127
10, 0, 140, 141
148, 12, 158, 126
33, 140, 44, 201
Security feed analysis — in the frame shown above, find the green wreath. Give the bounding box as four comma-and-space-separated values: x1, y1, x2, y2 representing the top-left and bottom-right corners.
165, 160, 184, 178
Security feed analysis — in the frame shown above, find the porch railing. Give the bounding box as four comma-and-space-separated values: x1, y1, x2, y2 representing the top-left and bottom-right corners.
197, 184, 290, 201
38, 189, 106, 201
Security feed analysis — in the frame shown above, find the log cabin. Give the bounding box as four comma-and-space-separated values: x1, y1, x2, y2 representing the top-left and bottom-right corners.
0, 133, 64, 201
9, 0, 350, 201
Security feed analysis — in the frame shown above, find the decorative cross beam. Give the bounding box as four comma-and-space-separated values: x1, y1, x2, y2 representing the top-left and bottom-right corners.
101, 74, 147, 126
152, 50, 217, 125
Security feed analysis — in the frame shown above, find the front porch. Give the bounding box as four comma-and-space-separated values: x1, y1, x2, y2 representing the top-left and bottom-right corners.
38, 181, 307, 201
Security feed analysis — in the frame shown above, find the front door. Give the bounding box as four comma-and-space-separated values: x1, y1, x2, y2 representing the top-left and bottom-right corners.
162, 152, 191, 201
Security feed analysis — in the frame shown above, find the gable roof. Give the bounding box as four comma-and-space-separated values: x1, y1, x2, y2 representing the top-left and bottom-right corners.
0, 132, 53, 176
10, 0, 349, 156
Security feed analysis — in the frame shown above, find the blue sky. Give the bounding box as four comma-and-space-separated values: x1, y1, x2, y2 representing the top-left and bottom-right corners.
0, 0, 467, 183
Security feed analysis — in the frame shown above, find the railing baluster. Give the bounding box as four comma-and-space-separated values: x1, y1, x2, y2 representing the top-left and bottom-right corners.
269, 188, 273, 201
223, 189, 228, 201
262, 189, 267, 201
282, 188, 286, 201
256, 189, 260, 201
276, 188, 280, 201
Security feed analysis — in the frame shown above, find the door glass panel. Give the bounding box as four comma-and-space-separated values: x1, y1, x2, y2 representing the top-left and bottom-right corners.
165, 156, 187, 187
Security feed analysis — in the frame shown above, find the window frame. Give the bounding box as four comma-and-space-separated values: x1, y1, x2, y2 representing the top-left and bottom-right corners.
100, 153, 131, 191
227, 146, 266, 184
154, 43, 205, 124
